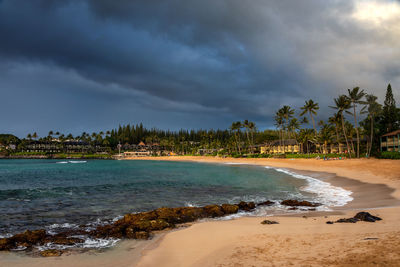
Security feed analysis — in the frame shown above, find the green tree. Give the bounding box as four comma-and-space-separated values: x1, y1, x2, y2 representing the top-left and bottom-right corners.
300, 99, 319, 135
382, 83, 398, 132
365, 94, 382, 156
330, 95, 352, 158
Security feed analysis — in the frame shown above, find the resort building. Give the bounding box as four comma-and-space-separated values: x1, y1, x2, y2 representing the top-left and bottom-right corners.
123, 151, 151, 157
381, 130, 400, 152
260, 139, 300, 154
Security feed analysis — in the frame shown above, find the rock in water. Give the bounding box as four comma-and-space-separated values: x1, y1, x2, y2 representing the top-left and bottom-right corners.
280, 200, 320, 207
257, 201, 275, 206
203, 205, 225, 217
354, 212, 382, 222
221, 204, 239, 214
260, 220, 279, 225
238, 201, 256, 211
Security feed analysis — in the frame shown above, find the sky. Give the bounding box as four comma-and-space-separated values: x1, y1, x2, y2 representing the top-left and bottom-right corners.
0, 0, 399, 137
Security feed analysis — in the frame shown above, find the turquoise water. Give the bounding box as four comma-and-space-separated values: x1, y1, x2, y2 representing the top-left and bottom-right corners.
0, 159, 314, 237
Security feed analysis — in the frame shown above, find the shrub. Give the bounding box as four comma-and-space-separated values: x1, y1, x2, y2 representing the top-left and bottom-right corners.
378, 151, 400, 159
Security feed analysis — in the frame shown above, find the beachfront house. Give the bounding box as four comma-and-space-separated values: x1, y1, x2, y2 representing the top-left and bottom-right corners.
380, 130, 400, 152
260, 139, 300, 154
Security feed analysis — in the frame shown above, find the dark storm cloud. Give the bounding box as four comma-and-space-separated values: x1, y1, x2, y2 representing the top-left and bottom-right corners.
0, 0, 399, 136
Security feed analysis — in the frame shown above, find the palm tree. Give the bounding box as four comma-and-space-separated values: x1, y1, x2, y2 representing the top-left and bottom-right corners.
229, 121, 242, 154
248, 121, 256, 152
330, 95, 352, 158
243, 120, 252, 152
32, 132, 38, 140
274, 111, 285, 149
27, 133, 32, 140
365, 94, 381, 156
277, 106, 294, 152
300, 99, 319, 135
328, 113, 341, 151
346, 87, 366, 158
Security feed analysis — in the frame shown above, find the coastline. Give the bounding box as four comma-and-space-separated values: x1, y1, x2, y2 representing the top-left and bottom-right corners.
1, 157, 400, 266
132, 157, 400, 266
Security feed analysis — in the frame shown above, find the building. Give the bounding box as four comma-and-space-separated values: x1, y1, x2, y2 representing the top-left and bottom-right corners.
123, 151, 151, 157
260, 139, 300, 154
381, 130, 400, 152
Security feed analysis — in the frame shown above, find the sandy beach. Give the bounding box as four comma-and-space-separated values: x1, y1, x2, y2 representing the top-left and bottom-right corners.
1, 157, 400, 266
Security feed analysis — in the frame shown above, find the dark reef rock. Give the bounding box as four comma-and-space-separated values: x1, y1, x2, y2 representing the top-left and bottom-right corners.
260, 220, 279, 225
281, 200, 320, 207
238, 201, 256, 211
336, 218, 359, 223
257, 201, 274, 206
354, 212, 382, 222
326, 212, 382, 224
51, 237, 84, 246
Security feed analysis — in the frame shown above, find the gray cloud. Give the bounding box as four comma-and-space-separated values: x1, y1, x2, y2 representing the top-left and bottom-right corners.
0, 0, 399, 136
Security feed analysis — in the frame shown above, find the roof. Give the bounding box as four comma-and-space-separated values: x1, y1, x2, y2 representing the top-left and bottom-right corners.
267, 139, 298, 146
382, 130, 400, 137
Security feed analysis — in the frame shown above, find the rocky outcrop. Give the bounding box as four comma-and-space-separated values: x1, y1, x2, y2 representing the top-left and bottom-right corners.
238, 201, 256, 211
0, 200, 295, 256
257, 200, 274, 206
354, 212, 382, 222
281, 200, 320, 207
327, 212, 382, 224
260, 220, 279, 225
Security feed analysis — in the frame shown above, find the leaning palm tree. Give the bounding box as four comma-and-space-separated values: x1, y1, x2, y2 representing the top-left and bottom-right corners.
328, 113, 342, 151
365, 94, 382, 156
300, 99, 319, 135
346, 87, 366, 158
242, 120, 252, 152
330, 95, 352, 158
248, 121, 256, 151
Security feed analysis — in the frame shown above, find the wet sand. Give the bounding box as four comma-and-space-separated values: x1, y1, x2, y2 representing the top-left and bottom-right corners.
1, 157, 400, 266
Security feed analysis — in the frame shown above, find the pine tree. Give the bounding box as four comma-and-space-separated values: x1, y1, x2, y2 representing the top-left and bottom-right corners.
382, 84, 398, 132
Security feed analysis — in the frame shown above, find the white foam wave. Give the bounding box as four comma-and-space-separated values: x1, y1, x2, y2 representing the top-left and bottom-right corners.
47, 223, 79, 230
224, 162, 249, 165
266, 166, 353, 209
37, 237, 119, 251
56, 161, 68, 164
68, 161, 87, 164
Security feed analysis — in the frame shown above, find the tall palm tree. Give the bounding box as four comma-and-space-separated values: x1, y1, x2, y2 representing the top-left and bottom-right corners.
229, 121, 242, 154
274, 111, 285, 149
242, 120, 252, 152
300, 99, 319, 135
328, 113, 341, 151
248, 121, 256, 152
330, 95, 352, 158
278, 106, 294, 152
346, 87, 366, 158
27, 133, 32, 140
32, 132, 38, 140
365, 94, 382, 156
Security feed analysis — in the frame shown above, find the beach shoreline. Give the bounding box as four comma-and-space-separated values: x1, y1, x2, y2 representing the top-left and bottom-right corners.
1, 157, 400, 266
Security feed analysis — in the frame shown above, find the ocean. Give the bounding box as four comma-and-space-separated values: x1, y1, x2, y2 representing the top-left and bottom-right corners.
0, 159, 352, 250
